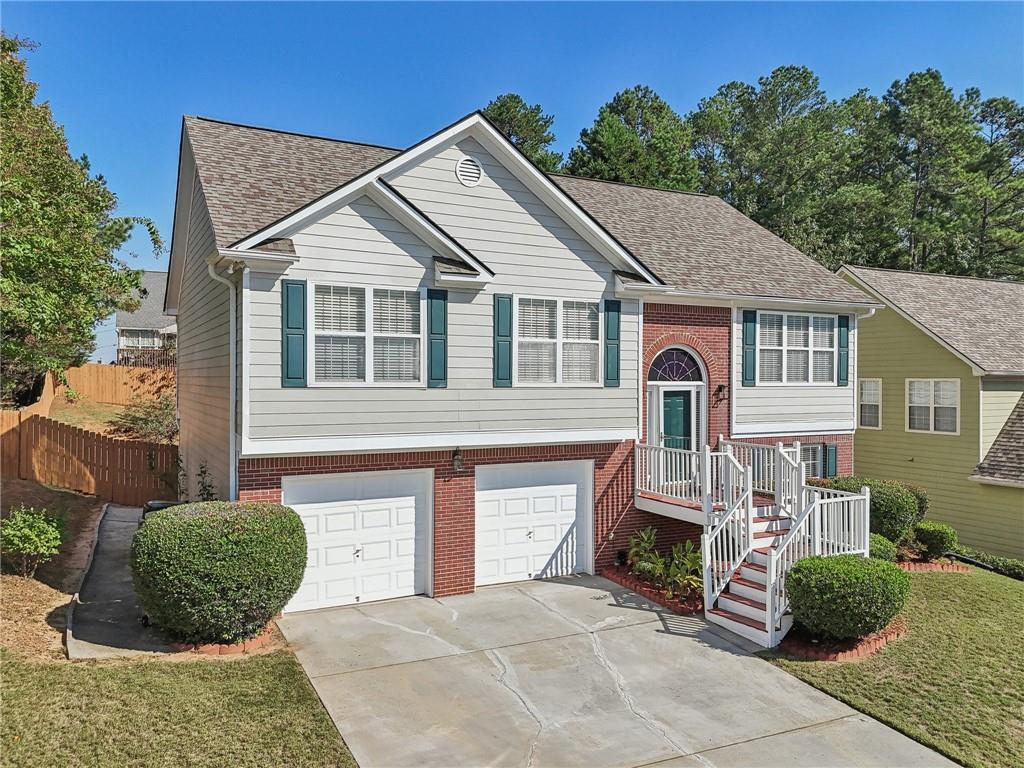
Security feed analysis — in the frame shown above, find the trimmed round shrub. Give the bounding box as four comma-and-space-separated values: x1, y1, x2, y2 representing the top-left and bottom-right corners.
788, 555, 910, 641
132, 502, 306, 644
913, 521, 958, 561
869, 533, 898, 562
808, 476, 918, 544
901, 483, 929, 524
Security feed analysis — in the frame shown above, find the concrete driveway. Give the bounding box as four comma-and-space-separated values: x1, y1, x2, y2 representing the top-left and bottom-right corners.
279, 575, 953, 768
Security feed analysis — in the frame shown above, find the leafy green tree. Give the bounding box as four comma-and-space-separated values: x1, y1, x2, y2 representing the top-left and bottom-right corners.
482, 93, 562, 172
566, 85, 697, 190
0, 35, 161, 404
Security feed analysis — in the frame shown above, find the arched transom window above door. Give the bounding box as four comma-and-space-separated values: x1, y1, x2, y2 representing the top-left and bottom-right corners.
648, 348, 704, 382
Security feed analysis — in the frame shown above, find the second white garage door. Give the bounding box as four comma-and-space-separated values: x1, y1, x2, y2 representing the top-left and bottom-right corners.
281, 469, 432, 612
475, 460, 593, 587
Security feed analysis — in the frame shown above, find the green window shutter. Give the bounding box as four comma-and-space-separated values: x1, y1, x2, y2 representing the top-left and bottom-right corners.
427, 289, 447, 388
825, 443, 838, 478
281, 279, 307, 388
604, 299, 621, 387
837, 315, 850, 386
493, 294, 513, 387
741, 310, 757, 387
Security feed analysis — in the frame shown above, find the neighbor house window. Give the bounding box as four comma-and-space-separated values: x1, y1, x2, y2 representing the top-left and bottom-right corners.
757, 312, 837, 384
313, 284, 421, 384
906, 379, 959, 434
120, 329, 160, 349
859, 378, 881, 428
516, 297, 600, 385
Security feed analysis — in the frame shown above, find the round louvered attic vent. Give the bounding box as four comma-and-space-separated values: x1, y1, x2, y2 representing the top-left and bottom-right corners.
455, 157, 483, 187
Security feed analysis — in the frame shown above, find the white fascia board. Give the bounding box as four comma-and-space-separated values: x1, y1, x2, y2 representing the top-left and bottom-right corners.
367, 181, 492, 278
230, 113, 660, 286
240, 428, 638, 458
433, 265, 490, 286
839, 267, 987, 374
213, 249, 298, 271
165, 134, 197, 315
968, 474, 1024, 489
617, 277, 881, 314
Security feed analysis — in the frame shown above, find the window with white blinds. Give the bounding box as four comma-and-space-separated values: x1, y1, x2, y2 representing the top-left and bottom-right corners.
757, 311, 838, 384
859, 378, 881, 428
312, 284, 422, 384
800, 444, 823, 478
120, 329, 160, 349
515, 297, 600, 385
906, 379, 958, 433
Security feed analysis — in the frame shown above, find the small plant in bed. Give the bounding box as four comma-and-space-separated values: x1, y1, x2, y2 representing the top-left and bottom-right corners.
131, 502, 306, 644
869, 532, 898, 562
0, 505, 64, 577
788, 555, 910, 642
913, 521, 959, 561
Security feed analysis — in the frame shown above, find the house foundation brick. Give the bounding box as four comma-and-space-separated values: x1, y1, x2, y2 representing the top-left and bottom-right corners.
238, 442, 700, 598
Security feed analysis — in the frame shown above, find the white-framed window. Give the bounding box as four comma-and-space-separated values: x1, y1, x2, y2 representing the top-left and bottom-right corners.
800, 444, 823, 478
120, 329, 160, 349
310, 283, 424, 385
906, 379, 959, 434
858, 378, 882, 429
514, 296, 601, 385
757, 311, 838, 385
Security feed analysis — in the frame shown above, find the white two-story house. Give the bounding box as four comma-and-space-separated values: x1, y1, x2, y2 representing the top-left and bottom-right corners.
165, 113, 878, 646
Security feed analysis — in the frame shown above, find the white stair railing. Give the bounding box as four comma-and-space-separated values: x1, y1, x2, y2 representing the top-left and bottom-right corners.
719, 437, 800, 499
765, 484, 871, 645
635, 444, 704, 506
701, 468, 754, 607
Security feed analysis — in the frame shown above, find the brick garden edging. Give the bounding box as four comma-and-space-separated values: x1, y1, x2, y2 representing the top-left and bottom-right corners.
778, 616, 908, 661
897, 561, 970, 573
170, 622, 275, 655
598, 565, 703, 615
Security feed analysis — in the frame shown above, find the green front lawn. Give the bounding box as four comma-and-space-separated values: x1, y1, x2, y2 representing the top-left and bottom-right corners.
770, 568, 1024, 768
2, 650, 355, 768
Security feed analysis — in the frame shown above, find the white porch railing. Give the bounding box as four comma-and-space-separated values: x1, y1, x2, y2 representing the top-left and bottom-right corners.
702, 468, 754, 605
635, 444, 747, 516
764, 483, 871, 646
719, 437, 800, 500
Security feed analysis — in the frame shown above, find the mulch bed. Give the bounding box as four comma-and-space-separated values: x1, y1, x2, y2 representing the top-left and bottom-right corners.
778, 615, 908, 661
598, 565, 703, 615
897, 560, 970, 573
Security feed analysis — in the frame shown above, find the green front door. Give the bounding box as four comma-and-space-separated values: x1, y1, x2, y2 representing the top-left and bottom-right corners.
662, 391, 692, 450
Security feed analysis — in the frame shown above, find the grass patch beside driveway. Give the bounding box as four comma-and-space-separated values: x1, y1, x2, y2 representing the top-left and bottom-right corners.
2, 650, 354, 768
769, 568, 1024, 768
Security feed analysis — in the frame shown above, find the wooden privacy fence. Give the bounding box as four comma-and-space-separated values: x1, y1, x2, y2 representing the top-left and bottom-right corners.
3, 413, 177, 506
61, 363, 176, 405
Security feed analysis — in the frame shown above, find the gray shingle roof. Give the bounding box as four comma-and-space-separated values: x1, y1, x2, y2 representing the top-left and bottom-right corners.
116, 270, 173, 330
845, 266, 1024, 373
975, 395, 1024, 485
183, 116, 873, 305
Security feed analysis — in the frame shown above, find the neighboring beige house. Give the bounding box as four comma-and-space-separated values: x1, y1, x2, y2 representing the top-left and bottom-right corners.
841, 266, 1024, 558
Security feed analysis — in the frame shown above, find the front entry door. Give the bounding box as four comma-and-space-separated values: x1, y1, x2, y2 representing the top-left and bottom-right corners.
662, 391, 692, 450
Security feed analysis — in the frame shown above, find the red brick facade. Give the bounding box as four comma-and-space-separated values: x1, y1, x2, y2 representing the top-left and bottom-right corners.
239, 442, 700, 597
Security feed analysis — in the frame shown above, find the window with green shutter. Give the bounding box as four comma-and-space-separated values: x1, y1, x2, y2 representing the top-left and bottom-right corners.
281, 279, 307, 388
427, 289, 447, 388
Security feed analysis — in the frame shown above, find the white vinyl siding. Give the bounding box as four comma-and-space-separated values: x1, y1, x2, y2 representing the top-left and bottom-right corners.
732, 308, 857, 435
514, 296, 600, 386
757, 311, 838, 385
906, 378, 960, 434
859, 378, 882, 429
245, 139, 639, 441
311, 283, 423, 385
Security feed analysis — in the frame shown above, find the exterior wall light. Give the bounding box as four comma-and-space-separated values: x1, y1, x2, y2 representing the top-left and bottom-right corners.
452, 447, 464, 472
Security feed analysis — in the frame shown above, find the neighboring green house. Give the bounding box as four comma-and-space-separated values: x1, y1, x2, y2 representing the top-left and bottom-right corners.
841, 266, 1024, 558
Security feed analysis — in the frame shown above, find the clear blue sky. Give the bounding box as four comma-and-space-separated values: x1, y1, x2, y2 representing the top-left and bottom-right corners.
5, 1, 1022, 272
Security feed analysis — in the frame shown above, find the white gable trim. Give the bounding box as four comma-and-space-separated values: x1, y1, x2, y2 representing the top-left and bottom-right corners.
840, 266, 988, 376
230, 113, 662, 286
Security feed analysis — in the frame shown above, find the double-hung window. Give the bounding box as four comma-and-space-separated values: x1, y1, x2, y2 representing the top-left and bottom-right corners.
906, 379, 959, 434
800, 444, 823, 478
312, 284, 422, 384
859, 378, 882, 428
121, 329, 160, 349
516, 297, 600, 385
757, 311, 837, 384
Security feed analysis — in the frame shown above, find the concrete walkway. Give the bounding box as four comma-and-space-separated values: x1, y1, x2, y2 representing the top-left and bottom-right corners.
279, 576, 955, 768
67, 504, 171, 659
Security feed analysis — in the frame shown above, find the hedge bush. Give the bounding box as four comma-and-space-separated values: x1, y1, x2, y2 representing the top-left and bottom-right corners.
0, 505, 64, 577
788, 555, 910, 641
807, 476, 918, 544
951, 545, 1024, 581
901, 482, 929, 524
913, 521, 959, 560
132, 502, 306, 644
869, 532, 898, 562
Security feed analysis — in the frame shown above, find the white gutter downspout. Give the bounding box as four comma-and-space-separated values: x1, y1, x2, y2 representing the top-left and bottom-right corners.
207, 261, 238, 500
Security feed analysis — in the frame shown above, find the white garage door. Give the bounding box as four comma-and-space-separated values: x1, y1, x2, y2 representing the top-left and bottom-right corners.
281, 469, 432, 612
475, 460, 593, 587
